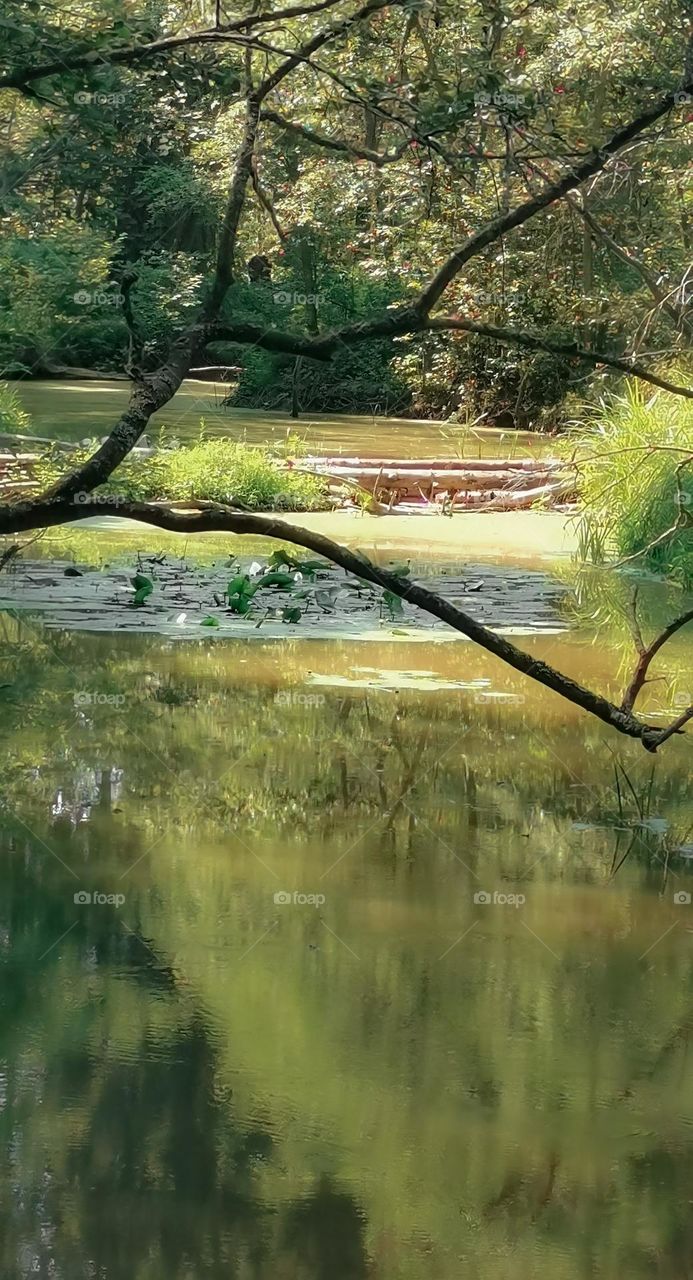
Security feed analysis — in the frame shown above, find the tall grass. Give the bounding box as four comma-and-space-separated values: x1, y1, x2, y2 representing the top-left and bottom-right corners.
0, 381, 32, 436
567, 385, 693, 586
34, 434, 330, 512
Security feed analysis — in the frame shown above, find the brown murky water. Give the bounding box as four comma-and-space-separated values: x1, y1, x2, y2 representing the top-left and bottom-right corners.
0, 548, 691, 1279
14, 378, 551, 458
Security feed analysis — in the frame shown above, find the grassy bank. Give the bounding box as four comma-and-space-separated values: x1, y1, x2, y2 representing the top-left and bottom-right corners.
33, 434, 331, 513
567, 386, 693, 587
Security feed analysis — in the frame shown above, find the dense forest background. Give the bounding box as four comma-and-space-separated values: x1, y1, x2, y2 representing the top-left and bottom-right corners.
0, 0, 690, 427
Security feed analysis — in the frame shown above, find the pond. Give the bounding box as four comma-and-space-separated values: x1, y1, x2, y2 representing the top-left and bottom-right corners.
13, 379, 552, 458
0, 542, 692, 1279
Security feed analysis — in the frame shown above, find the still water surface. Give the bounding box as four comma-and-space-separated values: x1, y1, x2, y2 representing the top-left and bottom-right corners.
14, 379, 549, 458
0, 572, 691, 1279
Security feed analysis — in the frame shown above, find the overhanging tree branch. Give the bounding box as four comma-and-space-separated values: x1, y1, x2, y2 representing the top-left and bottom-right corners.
424, 319, 693, 399
414, 84, 691, 315
0, 496, 688, 752
622, 606, 693, 711
0, 0, 348, 92
35, 0, 399, 503
207, 314, 693, 398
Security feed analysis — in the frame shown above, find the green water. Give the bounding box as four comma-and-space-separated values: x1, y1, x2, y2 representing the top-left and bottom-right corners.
0, 574, 692, 1279
13, 379, 550, 458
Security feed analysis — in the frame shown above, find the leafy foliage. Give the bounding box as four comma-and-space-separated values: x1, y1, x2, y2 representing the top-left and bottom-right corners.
1, 0, 690, 418
0, 381, 31, 435
569, 387, 693, 584
33, 433, 330, 512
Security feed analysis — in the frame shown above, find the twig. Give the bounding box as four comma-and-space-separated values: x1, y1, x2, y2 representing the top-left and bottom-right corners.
622, 607, 693, 711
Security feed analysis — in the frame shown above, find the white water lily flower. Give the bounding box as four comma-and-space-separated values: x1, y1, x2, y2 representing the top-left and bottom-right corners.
175, 613, 187, 624
248, 561, 263, 576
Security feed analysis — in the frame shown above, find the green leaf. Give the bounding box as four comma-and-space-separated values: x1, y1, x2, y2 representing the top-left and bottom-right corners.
268, 548, 292, 568
282, 605, 302, 624
288, 558, 332, 581
200, 615, 220, 627
382, 590, 403, 618
228, 594, 253, 615
132, 584, 153, 607
255, 571, 295, 589
227, 573, 251, 599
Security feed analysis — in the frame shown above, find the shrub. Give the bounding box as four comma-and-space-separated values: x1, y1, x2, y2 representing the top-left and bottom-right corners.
568, 384, 693, 585
33, 432, 330, 512
0, 381, 32, 435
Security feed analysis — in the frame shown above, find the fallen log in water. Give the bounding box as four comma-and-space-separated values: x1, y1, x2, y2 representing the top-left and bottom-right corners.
0, 440, 573, 512
451, 479, 574, 510
304, 465, 565, 491
302, 454, 561, 472
300, 462, 570, 506
299, 451, 572, 511
0, 433, 76, 452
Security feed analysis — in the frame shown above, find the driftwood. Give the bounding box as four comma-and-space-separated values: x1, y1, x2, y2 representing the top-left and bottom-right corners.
301, 455, 572, 510
0, 436, 573, 511
305, 464, 562, 488
303, 455, 559, 471
0, 433, 76, 451
451, 480, 574, 511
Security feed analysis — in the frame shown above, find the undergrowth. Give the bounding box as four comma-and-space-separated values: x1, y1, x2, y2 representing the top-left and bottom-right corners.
566, 385, 693, 586
33, 429, 330, 512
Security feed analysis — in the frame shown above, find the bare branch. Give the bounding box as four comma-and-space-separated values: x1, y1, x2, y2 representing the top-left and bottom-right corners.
260, 108, 409, 164
251, 159, 289, 240
415, 86, 691, 316
652, 705, 693, 747
424, 318, 693, 399
622, 607, 693, 711
572, 198, 693, 338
